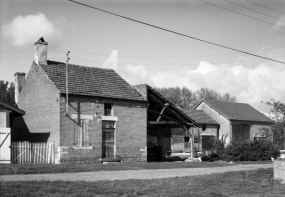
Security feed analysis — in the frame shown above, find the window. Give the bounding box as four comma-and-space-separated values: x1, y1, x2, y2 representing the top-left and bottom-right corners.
74, 119, 90, 147
104, 103, 113, 116
102, 121, 115, 158
202, 125, 206, 131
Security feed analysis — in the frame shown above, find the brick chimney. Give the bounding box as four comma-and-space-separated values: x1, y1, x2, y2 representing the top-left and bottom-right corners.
34, 37, 48, 65
14, 72, 26, 104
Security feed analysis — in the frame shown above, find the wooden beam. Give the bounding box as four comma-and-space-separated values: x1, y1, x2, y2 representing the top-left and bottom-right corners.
157, 103, 169, 121
148, 121, 181, 125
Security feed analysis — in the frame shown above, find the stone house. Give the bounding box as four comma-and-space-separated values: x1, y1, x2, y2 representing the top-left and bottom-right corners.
195, 100, 273, 144
12, 38, 197, 163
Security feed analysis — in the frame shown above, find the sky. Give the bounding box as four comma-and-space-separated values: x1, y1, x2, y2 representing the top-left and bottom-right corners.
1, 0, 285, 114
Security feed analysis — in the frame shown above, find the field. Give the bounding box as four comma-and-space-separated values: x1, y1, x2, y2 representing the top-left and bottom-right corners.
2, 168, 285, 197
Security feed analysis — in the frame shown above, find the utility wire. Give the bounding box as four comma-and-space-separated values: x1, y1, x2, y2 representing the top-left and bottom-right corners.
68, 0, 285, 65
0, 56, 275, 65
1, 45, 285, 58
198, 0, 285, 29
223, 0, 285, 23
245, 0, 285, 15
268, 0, 285, 8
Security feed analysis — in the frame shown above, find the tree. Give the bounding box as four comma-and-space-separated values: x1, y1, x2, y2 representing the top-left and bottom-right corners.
154, 86, 236, 110
264, 99, 285, 149
0, 80, 16, 106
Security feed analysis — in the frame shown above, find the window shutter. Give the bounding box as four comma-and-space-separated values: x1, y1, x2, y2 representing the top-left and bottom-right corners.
83, 120, 90, 147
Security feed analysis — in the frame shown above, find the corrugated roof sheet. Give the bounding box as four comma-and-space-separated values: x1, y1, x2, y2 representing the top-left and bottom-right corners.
201, 100, 273, 123
184, 110, 218, 125
40, 61, 145, 101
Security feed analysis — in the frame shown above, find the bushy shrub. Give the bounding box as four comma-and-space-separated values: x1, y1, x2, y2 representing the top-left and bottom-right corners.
221, 139, 280, 162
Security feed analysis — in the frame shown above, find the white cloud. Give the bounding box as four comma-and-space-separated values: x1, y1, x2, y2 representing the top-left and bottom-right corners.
153, 61, 285, 113
102, 50, 154, 86
2, 13, 63, 46
102, 50, 285, 113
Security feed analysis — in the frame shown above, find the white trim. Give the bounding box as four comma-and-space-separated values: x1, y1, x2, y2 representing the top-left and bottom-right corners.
102, 116, 118, 121
71, 114, 93, 120
72, 146, 93, 150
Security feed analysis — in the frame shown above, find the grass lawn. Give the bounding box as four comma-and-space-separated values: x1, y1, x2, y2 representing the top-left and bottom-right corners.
0, 161, 238, 175
0, 160, 272, 175
2, 168, 285, 197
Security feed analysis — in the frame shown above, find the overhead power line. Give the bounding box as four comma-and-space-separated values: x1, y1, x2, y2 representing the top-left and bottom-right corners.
223, 0, 285, 23
0, 56, 278, 66
68, 0, 285, 65
198, 0, 285, 30
1, 45, 284, 59
245, 0, 285, 15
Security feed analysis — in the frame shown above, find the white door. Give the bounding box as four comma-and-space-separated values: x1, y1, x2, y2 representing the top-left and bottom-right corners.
0, 128, 11, 164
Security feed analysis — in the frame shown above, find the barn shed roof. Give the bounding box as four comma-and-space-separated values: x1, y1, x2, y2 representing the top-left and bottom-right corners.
196, 100, 273, 124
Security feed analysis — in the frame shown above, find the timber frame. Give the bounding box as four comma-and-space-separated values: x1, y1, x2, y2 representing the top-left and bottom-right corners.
134, 84, 199, 161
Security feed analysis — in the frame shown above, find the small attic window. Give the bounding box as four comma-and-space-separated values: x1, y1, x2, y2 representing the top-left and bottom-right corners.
104, 103, 113, 116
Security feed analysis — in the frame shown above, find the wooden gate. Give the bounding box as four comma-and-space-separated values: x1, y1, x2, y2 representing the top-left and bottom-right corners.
11, 141, 55, 164
0, 128, 11, 164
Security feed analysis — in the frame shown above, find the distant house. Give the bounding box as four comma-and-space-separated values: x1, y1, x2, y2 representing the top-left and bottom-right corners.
184, 110, 219, 151
195, 100, 273, 144
13, 38, 197, 163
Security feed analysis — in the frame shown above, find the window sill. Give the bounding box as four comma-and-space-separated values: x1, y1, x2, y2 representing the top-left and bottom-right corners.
72, 146, 93, 150
102, 116, 118, 121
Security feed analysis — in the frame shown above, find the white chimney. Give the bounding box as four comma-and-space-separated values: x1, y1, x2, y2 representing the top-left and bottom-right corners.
34, 37, 48, 65
14, 72, 26, 104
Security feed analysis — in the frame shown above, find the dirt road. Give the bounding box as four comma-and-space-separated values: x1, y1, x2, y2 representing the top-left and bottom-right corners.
0, 163, 272, 182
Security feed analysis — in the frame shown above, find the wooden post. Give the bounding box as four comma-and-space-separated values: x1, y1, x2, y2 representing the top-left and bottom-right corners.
189, 127, 194, 160
192, 127, 195, 158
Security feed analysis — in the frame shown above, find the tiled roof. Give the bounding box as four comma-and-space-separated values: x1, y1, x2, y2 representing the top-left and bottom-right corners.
198, 100, 273, 123
183, 110, 218, 125
40, 61, 145, 101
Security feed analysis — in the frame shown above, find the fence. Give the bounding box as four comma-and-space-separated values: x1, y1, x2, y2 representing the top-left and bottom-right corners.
11, 141, 55, 164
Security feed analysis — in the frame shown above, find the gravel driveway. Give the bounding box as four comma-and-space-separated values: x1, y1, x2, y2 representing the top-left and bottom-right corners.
0, 163, 273, 182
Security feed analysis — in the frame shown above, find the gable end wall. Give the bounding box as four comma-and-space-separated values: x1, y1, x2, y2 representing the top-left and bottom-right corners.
196, 102, 231, 143
13, 63, 60, 145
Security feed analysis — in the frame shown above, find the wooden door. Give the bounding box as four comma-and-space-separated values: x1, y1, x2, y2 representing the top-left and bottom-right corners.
202, 135, 214, 151
102, 121, 115, 158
